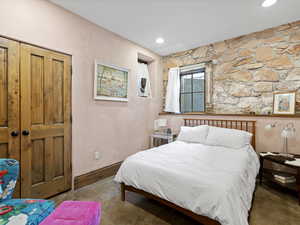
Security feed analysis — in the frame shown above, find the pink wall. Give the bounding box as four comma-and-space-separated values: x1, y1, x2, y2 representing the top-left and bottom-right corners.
2, 0, 299, 183
0, 0, 162, 177
160, 115, 300, 154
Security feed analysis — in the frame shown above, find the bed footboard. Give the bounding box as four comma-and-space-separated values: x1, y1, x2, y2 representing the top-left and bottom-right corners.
120, 183, 221, 225
121, 182, 125, 201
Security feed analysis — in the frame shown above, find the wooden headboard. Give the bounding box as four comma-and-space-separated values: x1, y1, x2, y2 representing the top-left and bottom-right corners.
184, 119, 256, 150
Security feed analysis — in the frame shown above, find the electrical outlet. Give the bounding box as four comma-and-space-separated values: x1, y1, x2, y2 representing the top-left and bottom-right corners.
94, 151, 100, 160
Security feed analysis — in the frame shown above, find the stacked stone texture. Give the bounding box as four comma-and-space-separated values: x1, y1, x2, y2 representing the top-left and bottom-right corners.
162, 21, 300, 114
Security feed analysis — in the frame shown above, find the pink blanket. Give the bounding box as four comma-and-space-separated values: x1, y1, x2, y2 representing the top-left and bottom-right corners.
40, 201, 101, 225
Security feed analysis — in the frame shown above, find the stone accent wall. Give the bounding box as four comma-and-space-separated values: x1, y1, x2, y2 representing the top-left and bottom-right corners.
162, 20, 300, 114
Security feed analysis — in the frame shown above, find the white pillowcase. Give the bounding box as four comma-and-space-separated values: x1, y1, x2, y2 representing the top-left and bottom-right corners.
177, 125, 209, 144
205, 126, 253, 149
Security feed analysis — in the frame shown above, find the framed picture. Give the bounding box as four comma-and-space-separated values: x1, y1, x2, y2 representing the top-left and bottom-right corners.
94, 61, 129, 102
273, 91, 296, 115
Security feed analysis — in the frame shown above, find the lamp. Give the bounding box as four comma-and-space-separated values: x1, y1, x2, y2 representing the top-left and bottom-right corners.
264, 122, 296, 158
154, 119, 167, 131
154, 119, 172, 136
281, 123, 296, 158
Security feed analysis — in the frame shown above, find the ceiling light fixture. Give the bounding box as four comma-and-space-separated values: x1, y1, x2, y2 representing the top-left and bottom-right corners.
262, 0, 277, 7
156, 37, 165, 44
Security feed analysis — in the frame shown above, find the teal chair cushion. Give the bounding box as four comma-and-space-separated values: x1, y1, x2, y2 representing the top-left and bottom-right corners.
0, 199, 55, 225
0, 159, 55, 224
0, 159, 19, 201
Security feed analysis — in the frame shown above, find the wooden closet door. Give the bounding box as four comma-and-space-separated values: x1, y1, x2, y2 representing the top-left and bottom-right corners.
0, 37, 20, 197
20, 44, 71, 198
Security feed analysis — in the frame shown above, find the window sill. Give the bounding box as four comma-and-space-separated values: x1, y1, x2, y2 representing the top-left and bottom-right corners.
159, 112, 300, 118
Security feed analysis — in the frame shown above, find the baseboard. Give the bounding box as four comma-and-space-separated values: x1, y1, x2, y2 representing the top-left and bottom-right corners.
74, 161, 123, 190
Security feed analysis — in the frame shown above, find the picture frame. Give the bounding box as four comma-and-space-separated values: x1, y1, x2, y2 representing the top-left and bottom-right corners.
273, 91, 296, 115
94, 61, 129, 102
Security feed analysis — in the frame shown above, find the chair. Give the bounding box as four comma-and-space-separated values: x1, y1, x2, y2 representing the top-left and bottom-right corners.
0, 159, 55, 225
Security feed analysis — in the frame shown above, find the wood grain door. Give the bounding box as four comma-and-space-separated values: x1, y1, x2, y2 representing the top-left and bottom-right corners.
20, 44, 72, 198
0, 37, 20, 197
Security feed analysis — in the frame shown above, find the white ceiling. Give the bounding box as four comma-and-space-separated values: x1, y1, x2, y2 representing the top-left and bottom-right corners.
49, 0, 300, 56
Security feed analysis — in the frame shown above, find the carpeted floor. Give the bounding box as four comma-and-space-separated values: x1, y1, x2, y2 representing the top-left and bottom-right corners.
51, 177, 300, 225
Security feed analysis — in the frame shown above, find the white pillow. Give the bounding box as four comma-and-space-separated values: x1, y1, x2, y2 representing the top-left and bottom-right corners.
177, 125, 209, 143
205, 126, 253, 149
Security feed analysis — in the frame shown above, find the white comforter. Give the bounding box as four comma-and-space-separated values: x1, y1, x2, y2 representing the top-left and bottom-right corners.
115, 141, 260, 225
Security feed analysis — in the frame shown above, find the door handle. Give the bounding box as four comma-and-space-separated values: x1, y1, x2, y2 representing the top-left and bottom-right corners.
11, 131, 19, 137
22, 130, 30, 136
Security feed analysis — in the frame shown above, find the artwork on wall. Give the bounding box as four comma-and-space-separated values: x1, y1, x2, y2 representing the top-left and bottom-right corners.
137, 61, 151, 97
139, 78, 147, 95
273, 91, 296, 115
94, 61, 129, 102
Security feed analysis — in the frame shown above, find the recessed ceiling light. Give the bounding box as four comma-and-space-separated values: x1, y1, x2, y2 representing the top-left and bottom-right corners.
156, 37, 165, 44
262, 0, 277, 7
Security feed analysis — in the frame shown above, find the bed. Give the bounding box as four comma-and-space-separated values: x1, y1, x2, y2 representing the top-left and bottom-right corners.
115, 119, 259, 225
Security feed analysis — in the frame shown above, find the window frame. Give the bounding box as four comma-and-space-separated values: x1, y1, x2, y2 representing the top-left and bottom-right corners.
179, 68, 206, 113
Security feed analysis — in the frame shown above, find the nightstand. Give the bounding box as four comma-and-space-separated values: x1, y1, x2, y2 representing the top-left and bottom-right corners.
150, 133, 176, 148
259, 152, 300, 204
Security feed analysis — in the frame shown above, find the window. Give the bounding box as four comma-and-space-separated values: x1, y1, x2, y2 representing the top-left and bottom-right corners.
180, 68, 205, 113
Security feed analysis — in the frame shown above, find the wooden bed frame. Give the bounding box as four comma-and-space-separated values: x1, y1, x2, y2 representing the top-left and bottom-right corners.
121, 118, 256, 225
